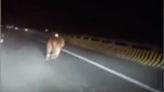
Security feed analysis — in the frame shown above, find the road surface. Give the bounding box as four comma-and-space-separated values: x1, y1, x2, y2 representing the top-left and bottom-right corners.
0, 27, 163, 92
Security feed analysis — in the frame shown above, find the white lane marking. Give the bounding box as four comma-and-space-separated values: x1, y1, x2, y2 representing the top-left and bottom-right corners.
39, 39, 161, 92
62, 49, 161, 92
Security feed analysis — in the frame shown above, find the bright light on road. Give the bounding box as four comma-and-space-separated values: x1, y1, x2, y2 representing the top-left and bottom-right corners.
24, 28, 28, 32
45, 28, 48, 32
14, 27, 19, 30
6, 25, 14, 29
0, 38, 4, 43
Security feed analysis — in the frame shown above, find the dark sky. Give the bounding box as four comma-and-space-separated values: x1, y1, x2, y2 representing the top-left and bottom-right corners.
2, 0, 163, 47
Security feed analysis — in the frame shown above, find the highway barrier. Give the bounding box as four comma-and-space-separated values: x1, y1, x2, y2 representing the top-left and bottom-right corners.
63, 34, 163, 69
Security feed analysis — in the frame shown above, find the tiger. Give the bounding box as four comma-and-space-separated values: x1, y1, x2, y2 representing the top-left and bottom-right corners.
46, 33, 65, 61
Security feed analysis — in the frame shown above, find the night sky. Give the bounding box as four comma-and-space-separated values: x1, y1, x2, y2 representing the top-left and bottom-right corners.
2, 0, 163, 47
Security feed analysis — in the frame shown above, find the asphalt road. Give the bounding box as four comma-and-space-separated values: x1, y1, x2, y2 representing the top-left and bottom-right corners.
0, 28, 163, 92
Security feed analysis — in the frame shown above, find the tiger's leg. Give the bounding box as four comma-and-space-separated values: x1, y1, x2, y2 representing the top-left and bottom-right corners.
46, 41, 52, 61
56, 48, 61, 57
51, 47, 61, 59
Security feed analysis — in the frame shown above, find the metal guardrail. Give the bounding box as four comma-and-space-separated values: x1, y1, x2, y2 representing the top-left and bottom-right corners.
68, 34, 160, 48
63, 34, 163, 69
